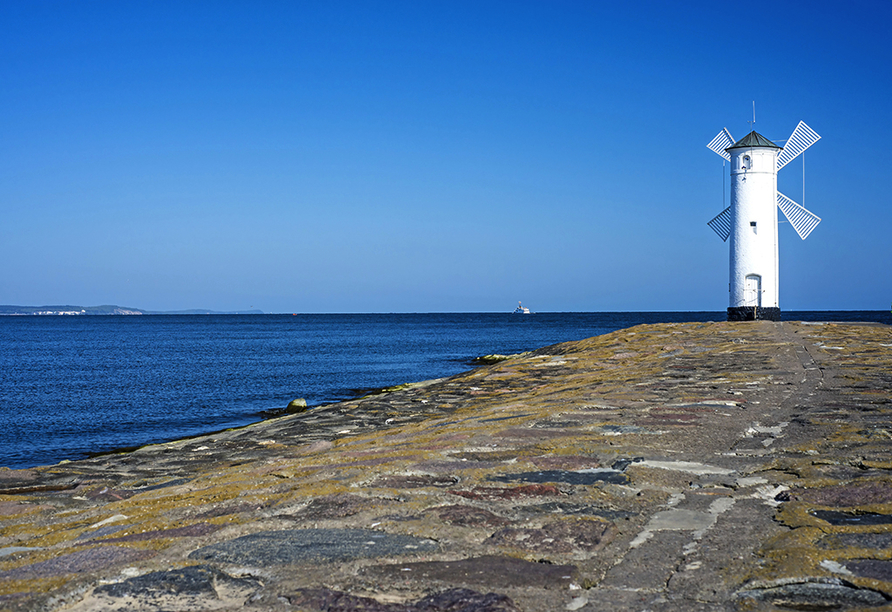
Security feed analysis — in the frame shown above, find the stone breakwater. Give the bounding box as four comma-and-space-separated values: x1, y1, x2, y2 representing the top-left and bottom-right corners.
1, 321, 891, 612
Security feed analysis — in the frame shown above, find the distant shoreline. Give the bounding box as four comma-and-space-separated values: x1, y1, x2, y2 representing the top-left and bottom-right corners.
0, 304, 264, 316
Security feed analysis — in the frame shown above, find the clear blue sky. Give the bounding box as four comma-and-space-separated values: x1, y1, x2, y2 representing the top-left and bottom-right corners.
2, 1, 889, 313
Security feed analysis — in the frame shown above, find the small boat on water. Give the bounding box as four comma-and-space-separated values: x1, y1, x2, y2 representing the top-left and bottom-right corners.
513, 301, 531, 314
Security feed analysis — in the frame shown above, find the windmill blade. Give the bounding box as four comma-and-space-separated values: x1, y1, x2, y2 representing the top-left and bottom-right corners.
707, 128, 734, 161
707, 206, 732, 241
777, 191, 821, 239
776, 121, 821, 170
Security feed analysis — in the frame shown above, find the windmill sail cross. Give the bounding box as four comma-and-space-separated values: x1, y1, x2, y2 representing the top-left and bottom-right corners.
707, 206, 732, 242
707, 128, 735, 161
777, 192, 821, 239
776, 121, 821, 170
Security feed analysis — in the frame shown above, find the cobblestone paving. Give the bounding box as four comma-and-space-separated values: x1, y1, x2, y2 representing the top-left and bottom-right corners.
1, 321, 891, 611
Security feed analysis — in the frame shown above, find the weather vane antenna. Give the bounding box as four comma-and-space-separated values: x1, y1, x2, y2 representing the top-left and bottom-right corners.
747, 101, 756, 131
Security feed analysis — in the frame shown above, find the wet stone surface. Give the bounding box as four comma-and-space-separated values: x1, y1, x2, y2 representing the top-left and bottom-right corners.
819, 532, 892, 549
188, 529, 440, 565
94, 564, 259, 598
363, 555, 578, 589
811, 510, 892, 526
287, 587, 522, 612
488, 469, 628, 486
527, 455, 601, 470
737, 581, 890, 609
372, 475, 459, 489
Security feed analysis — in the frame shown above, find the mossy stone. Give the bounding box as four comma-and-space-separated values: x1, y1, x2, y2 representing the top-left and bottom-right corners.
286, 398, 308, 414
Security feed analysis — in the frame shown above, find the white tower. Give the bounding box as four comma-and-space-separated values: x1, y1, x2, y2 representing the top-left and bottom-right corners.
707, 122, 822, 321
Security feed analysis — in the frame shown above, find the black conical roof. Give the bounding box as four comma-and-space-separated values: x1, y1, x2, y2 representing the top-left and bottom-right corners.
726, 131, 781, 150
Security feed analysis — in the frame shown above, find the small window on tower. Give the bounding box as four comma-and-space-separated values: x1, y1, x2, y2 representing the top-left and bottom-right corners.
742, 155, 752, 170
750, 221, 757, 234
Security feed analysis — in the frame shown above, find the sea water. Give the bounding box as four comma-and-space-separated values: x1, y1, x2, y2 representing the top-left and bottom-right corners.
1, 311, 888, 469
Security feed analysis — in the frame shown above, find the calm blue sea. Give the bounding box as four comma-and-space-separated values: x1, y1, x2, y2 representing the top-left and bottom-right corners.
1, 311, 888, 469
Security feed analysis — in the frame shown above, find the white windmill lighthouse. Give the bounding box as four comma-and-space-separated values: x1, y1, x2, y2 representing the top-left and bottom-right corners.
706, 120, 822, 321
